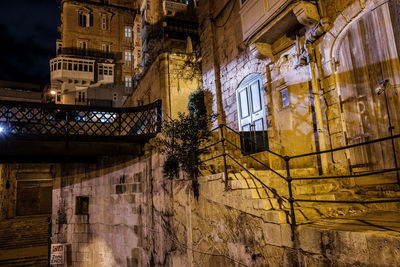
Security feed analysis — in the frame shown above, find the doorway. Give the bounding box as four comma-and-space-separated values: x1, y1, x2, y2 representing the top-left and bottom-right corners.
335, 3, 400, 171
236, 73, 268, 154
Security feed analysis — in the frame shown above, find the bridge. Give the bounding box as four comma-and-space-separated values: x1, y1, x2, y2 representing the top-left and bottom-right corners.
0, 99, 162, 162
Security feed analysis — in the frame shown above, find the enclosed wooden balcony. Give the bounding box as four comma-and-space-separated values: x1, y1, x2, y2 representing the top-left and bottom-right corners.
240, 0, 320, 44
50, 57, 95, 82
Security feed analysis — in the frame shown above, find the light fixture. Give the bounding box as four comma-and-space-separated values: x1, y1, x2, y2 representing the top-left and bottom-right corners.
50, 90, 57, 95
375, 79, 388, 95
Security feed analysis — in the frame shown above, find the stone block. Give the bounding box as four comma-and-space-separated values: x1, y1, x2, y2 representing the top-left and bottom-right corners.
329, 14, 348, 37
116, 184, 126, 194
297, 226, 323, 254
78, 242, 90, 253
342, 0, 362, 21
74, 223, 89, 233
262, 223, 283, 246
76, 252, 85, 262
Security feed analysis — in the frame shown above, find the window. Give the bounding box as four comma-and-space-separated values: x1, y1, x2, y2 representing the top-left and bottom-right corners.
125, 76, 132, 88
124, 26, 132, 42
77, 90, 86, 104
78, 40, 87, 50
79, 12, 88, 27
75, 196, 89, 215
125, 50, 132, 66
101, 16, 109, 30
78, 11, 92, 28
280, 88, 289, 108
101, 43, 110, 53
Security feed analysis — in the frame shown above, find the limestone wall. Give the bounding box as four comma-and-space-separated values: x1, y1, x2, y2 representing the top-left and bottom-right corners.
47, 146, 400, 267
146, 154, 400, 267
198, 0, 319, 161
52, 156, 153, 267
126, 52, 202, 119
0, 165, 12, 220
198, 0, 400, 170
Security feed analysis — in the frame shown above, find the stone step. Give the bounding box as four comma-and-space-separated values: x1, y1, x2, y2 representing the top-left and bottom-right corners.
0, 255, 48, 267
288, 200, 400, 223
292, 182, 341, 195
356, 183, 400, 198
229, 178, 343, 196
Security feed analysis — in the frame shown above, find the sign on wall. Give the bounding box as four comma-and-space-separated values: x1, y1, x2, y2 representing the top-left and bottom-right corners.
50, 244, 65, 265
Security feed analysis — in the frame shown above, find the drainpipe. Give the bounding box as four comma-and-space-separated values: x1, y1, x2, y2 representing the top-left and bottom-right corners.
209, 1, 226, 126
306, 42, 329, 173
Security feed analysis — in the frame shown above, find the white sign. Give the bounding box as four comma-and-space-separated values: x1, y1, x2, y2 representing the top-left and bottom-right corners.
50, 244, 65, 265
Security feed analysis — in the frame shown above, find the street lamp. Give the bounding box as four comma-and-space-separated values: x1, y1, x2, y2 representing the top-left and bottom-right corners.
376, 79, 399, 184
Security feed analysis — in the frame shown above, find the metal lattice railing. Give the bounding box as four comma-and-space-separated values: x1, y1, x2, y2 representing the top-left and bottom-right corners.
0, 99, 162, 142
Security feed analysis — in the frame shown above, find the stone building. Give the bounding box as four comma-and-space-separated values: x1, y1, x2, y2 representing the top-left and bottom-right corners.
2, 0, 400, 266
49, 0, 142, 107
198, 0, 400, 172
125, 0, 201, 119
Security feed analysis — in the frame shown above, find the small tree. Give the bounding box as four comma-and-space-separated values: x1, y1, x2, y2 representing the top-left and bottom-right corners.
154, 88, 215, 199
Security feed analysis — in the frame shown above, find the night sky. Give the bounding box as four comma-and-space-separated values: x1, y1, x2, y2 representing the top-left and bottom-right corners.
0, 0, 59, 87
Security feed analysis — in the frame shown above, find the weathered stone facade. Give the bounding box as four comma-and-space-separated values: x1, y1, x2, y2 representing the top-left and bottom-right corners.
49, 0, 141, 107
125, 52, 202, 119
52, 156, 151, 266
42, 0, 400, 266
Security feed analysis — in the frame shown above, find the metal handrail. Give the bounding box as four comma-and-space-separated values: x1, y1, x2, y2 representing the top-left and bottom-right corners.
289, 133, 400, 159
224, 124, 285, 159
200, 123, 400, 242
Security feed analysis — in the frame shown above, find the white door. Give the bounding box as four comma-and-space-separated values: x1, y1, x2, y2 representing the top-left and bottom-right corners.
236, 74, 268, 153
236, 74, 267, 132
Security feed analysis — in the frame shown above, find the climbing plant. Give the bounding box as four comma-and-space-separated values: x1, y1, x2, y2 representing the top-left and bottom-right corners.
154, 88, 216, 199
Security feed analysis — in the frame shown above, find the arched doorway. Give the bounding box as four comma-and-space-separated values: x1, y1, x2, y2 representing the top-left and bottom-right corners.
334, 3, 400, 171
236, 73, 268, 153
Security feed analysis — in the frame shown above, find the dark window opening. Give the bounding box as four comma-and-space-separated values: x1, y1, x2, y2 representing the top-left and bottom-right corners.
75, 196, 89, 215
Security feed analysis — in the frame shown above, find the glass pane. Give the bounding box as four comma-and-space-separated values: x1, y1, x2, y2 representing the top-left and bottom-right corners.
250, 80, 262, 113
242, 124, 250, 132
239, 89, 249, 118
281, 88, 289, 108
254, 118, 264, 131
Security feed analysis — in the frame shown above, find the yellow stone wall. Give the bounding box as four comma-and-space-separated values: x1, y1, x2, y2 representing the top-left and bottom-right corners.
125, 52, 202, 119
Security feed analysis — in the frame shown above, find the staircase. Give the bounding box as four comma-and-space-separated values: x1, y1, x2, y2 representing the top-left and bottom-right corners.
226, 167, 400, 224
0, 215, 49, 266
200, 128, 400, 225
0, 164, 53, 266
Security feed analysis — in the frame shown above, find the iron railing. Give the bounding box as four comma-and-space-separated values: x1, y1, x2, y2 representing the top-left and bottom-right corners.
57, 47, 122, 60
202, 124, 400, 241
0, 99, 162, 142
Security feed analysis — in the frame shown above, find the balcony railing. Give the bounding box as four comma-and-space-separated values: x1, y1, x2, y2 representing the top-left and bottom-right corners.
163, 17, 198, 40
0, 99, 162, 142
57, 47, 122, 60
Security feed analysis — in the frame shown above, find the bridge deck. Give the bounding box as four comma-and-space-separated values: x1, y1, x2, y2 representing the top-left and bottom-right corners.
0, 100, 162, 161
